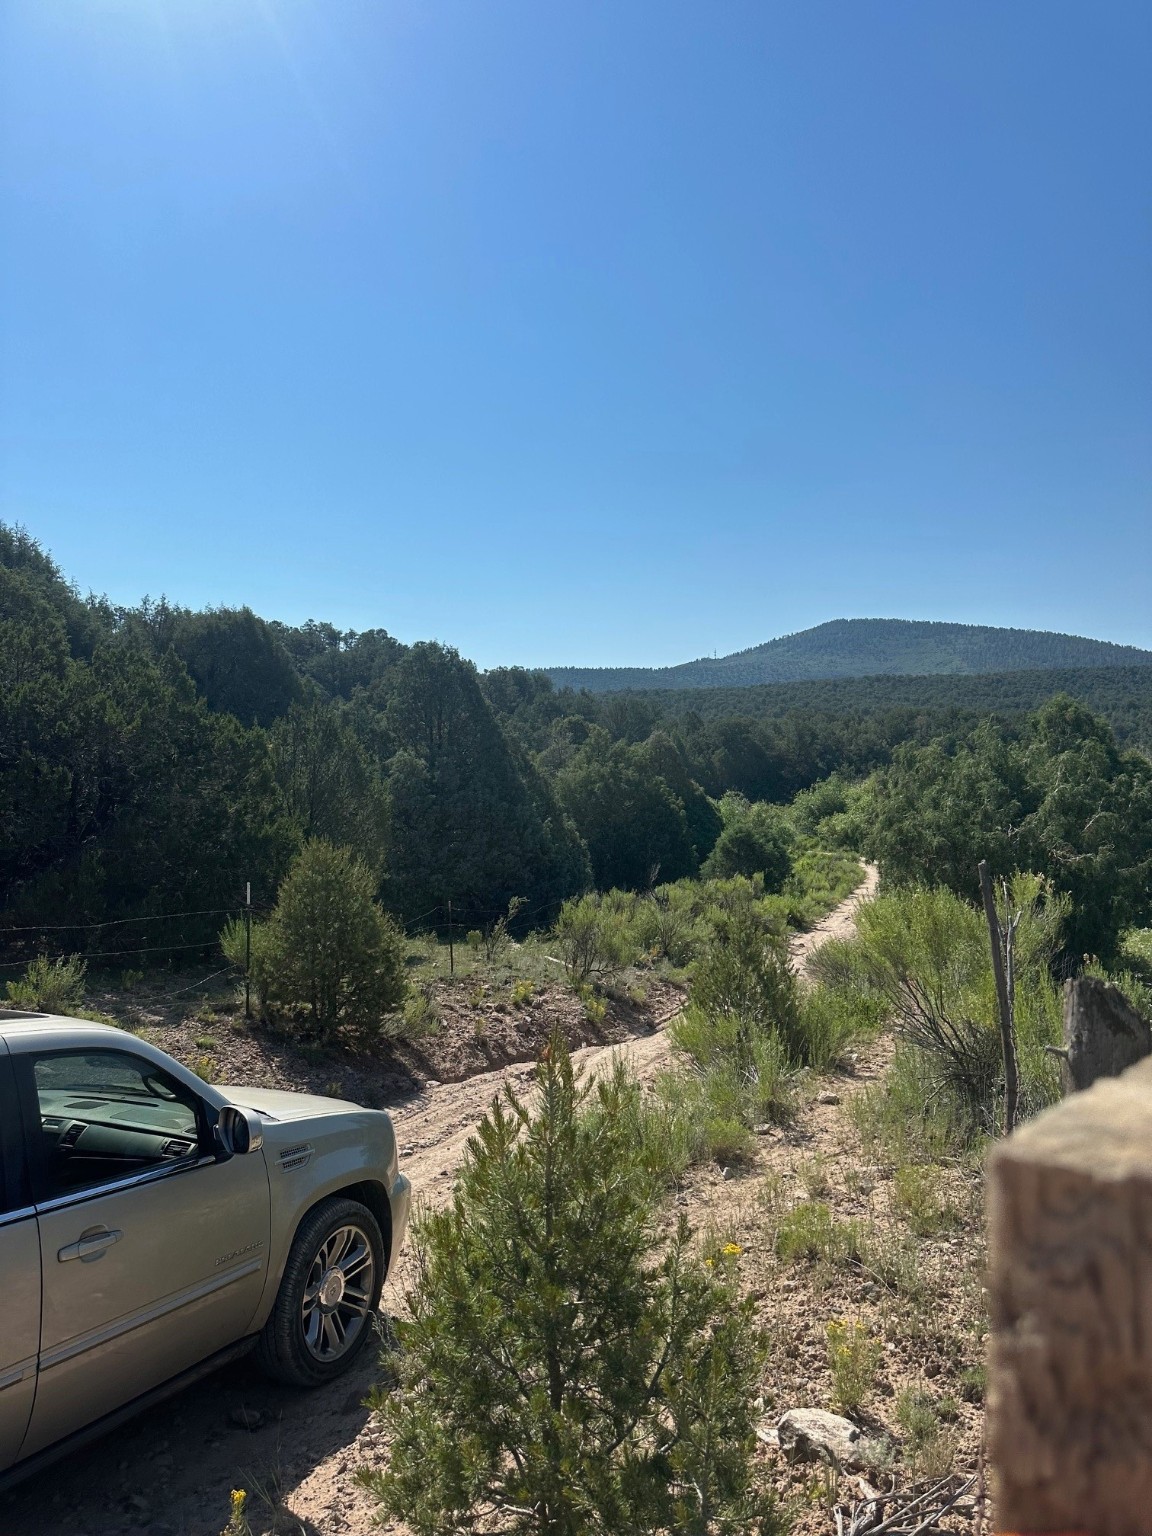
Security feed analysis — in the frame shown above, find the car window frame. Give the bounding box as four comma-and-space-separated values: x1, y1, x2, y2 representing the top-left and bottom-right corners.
13, 1046, 214, 1212
0, 1044, 31, 1222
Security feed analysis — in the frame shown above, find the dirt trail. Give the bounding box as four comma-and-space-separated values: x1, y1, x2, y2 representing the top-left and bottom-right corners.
5, 866, 877, 1536
389, 863, 879, 1209
403, 860, 880, 1192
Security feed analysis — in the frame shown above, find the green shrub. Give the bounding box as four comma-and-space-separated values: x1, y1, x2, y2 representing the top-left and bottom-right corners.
896, 1387, 958, 1479
657, 909, 801, 1163
835, 877, 1065, 1137
959, 1364, 986, 1404
1085, 956, 1152, 1026
220, 914, 280, 1016
363, 1034, 780, 1536
794, 985, 868, 1074
892, 1164, 961, 1237
857, 1219, 925, 1299
402, 985, 441, 1040
825, 1319, 882, 1415
775, 1202, 862, 1266
804, 935, 872, 993
784, 849, 864, 927
581, 988, 607, 1025
896, 1386, 938, 1448
849, 1044, 971, 1166
665, 1013, 793, 1161
552, 893, 635, 986
472, 897, 526, 964
630, 885, 705, 967
1119, 927, 1152, 979
6, 953, 87, 1013
789, 774, 869, 849
796, 1155, 830, 1199
610, 1087, 695, 1191
690, 909, 801, 1055
221, 839, 407, 1044
510, 978, 535, 1007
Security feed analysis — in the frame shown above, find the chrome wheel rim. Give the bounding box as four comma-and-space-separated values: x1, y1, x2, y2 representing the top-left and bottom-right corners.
300, 1223, 376, 1362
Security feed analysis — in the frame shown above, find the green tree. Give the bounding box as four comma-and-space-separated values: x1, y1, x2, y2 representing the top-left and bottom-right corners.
1, 635, 292, 942
271, 619, 406, 700
270, 698, 389, 874
863, 722, 1026, 896
637, 730, 723, 865
859, 698, 1152, 958
1016, 697, 1152, 959
0, 563, 71, 694
365, 1036, 775, 1536
701, 799, 793, 890
382, 643, 588, 921
239, 839, 406, 1042
0, 522, 107, 661
555, 729, 696, 891
171, 606, 303, 726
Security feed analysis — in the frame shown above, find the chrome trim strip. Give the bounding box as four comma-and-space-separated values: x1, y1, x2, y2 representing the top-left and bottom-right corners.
0, 1357, 36, 1392
39, 1257, 264, 1372
34, 1155, 212, 1216
0, 1206, 36, 1230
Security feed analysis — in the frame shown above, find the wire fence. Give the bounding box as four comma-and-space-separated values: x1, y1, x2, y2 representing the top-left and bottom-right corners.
0, 883, 581, 980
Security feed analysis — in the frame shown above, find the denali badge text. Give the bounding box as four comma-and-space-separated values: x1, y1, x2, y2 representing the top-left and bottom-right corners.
215, 1240, 265, 1268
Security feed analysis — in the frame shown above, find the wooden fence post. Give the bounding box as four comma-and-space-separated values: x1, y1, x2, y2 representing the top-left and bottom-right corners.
1060, 975, 1151, 1094
978, 860, 1019, 1134
987, 1054, 1152, 1533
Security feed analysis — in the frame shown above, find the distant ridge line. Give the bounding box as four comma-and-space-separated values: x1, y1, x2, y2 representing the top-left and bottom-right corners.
543, 618, 1152, 694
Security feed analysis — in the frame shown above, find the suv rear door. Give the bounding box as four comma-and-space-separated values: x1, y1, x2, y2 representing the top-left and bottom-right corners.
0, 1041, 39, 1471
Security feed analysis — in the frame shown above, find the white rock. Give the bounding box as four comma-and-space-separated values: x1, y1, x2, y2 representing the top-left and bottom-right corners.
775, 1408, 889, 1470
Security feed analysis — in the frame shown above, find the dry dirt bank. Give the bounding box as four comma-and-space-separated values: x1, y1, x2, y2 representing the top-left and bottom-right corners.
4, 868, 887, 1536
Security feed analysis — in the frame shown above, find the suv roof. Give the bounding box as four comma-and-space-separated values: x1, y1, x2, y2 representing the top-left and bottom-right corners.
0, 1011, 135, 1044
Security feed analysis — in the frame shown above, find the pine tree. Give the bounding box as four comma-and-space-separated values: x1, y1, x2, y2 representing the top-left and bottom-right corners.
363, 1034, 782, 1536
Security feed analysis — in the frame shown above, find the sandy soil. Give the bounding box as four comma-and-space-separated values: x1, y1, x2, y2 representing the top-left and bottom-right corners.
2, 869, 884, 1536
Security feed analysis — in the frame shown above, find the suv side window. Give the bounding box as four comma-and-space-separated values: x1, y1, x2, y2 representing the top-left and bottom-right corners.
28, 1050, 204, 1201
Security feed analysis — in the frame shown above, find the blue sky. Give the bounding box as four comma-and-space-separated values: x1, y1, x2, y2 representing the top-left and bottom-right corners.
1, 1, 1149, 669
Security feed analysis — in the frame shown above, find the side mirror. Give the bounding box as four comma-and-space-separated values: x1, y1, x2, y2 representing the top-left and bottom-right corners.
217, 1104, 264, 1157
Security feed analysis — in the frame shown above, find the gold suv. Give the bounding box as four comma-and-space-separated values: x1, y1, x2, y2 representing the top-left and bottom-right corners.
0, 1011, 411, 1481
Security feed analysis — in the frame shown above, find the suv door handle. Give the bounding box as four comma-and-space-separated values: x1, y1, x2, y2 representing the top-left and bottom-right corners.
58, 1226, 123, 1263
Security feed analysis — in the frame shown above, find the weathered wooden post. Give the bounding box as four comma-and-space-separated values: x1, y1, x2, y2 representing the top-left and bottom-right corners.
987, 1054, 1152, 1534
978, 860, 1019, 1134
1060, 976, 1151, 1094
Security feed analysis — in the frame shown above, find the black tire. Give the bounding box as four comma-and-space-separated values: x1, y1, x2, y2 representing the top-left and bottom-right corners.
255, 1196, 385, 1387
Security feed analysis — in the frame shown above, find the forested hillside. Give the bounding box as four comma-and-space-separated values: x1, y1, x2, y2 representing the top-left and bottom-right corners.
547, 617, 1152, 692
0, 527, 591, 958
3, 524, 1151, 973
593, 667, 1152, 748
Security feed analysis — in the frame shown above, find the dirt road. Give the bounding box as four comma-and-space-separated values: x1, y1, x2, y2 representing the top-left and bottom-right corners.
390, 862, 879, 1206
5, 866, 877, 1536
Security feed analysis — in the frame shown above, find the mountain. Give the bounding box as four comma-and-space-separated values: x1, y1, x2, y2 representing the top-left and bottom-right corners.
544, 619, 1152, 693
